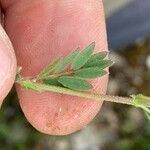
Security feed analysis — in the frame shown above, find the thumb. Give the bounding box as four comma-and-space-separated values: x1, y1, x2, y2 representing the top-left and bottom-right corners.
3, 0, 108, 135
0, 25, 16, 107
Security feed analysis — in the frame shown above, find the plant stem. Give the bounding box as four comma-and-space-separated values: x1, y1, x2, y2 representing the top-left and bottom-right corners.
17, 80, 142, 107
36, 71, 72, 80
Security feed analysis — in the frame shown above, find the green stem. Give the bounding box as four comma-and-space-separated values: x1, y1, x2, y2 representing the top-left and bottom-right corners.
36, 71, 72, 80
18, 80, 139, 107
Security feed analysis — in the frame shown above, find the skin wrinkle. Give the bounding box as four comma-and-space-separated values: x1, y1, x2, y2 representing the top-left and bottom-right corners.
1, 0, 108, 135
20, 6, 52, 58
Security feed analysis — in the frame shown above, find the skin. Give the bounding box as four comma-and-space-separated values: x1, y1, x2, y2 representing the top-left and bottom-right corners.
0, 0, 108, 135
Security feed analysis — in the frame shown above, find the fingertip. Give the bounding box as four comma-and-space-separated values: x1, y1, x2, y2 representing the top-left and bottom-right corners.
4, 0, 108, 135
0, 25, 16, 107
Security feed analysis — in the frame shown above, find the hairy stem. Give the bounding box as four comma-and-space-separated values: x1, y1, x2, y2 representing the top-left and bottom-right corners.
17, 80, 141, 107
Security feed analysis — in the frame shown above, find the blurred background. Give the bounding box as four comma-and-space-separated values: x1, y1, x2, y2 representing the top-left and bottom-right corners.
0, 0, 150, 149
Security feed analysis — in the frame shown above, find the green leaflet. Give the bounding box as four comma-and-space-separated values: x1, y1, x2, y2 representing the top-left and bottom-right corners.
74, 67, 107, 79
37, 58, 62, 79
58, 76, 93, 91
131, 94, 150, 107
86, 51, 108, 64
71, 42, 95, 70
144, 109, 150, 120
141, 106, 150, 121
55, 48, 80, 73
83, 59, 114, 69
43, 78, 62, 86
131, 94, 150, 121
